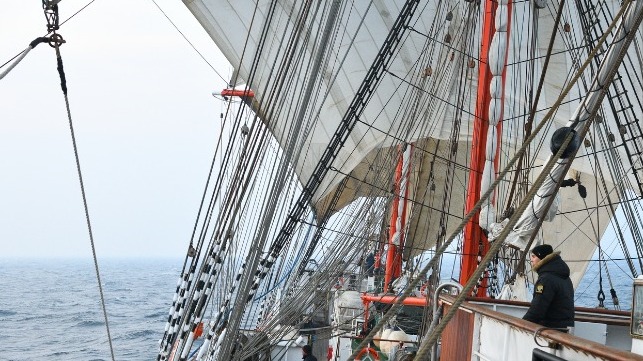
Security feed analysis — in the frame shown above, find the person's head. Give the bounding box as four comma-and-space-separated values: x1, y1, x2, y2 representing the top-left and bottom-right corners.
530, 244, 553, 266
302, 345, 312, 356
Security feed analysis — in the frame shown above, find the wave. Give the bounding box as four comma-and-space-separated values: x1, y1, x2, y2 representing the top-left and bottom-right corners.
48, 351, 71, 357
1, 259, 187, 360
76, 320, 104, 327
0, 309, 17, 317
145, 311, 167, 319
116, 329, 157, 339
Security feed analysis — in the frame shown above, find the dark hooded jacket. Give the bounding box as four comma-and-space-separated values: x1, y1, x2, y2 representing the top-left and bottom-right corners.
302, 345, 317, 361
303, 354, 318, 361
523, 252, 575, 328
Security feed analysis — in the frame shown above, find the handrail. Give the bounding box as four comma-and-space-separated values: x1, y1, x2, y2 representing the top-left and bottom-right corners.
464, 296, 630, 326
465, 296, 630, 317
440, 295, 643, 361
534, 327, 569, 347
432, 283, 463, 361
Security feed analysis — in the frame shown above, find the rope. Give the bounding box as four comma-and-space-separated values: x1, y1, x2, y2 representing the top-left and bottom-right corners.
507, 3, 571, 268
59, 0, 97, 27
413, 0, 643, 358
209, 2, 424, 358
153, 0, 640, 358
217, 2, 330, 357
0, 37, 48, 80
348, 2, 637, 359
415, 118, 594, 360
505, 0, 567, 211
1, 0, 96, 73
53, 40, 117, 361
39, 2, 116, 359
256, 221, 314, 301
150, 0, 227, 84
598, 244, 606, 308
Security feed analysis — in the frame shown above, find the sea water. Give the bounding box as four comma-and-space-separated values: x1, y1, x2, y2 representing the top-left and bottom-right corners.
0, 258, 635, 360
0, 258, 180, 361
574, 258, 634, 310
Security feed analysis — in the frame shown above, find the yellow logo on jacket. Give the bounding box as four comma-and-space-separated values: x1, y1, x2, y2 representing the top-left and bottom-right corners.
535, 284, 544, 294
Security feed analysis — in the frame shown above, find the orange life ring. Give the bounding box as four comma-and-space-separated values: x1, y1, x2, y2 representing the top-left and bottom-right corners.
355, 347, 379, 361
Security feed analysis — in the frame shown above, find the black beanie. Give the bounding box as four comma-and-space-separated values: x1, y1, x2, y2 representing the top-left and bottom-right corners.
531, 244, 554, 259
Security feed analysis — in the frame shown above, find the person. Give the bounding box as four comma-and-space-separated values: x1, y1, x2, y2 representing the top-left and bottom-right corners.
302, 344, 318, 361
523, 244, 575, 328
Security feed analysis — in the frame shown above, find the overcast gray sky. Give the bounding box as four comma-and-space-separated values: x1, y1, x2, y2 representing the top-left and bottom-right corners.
0, 0, 231, 258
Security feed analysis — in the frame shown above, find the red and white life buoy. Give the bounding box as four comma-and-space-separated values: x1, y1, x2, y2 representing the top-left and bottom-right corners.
355, 347, 379, 361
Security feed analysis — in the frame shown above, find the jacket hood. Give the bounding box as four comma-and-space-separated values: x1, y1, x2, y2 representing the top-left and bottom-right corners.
533, 251, 570, 278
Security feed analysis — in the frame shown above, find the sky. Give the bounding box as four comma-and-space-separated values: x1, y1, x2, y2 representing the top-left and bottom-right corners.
0, 0, 232, 258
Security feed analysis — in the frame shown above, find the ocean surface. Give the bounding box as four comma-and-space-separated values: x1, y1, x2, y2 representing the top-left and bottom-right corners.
574, 259, 634, 311
0, 258, 181, 361
0, 258, 635, 361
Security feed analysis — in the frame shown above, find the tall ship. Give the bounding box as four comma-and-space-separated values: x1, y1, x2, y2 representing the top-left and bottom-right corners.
5, 0, 643, 360
158, 0, 643, 359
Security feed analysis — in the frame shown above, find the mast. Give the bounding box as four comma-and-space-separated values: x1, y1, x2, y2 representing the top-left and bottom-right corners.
384, 144, 412, 293
461, 0, 511, 294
